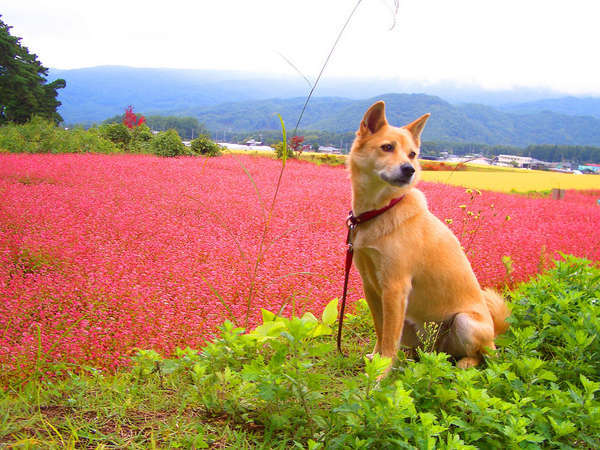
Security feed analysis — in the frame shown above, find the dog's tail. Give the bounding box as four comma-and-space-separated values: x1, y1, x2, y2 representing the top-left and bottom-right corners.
483, 288, 510, 336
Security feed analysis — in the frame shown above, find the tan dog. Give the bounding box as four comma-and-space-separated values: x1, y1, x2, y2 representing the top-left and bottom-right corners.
349, 101, 509, 372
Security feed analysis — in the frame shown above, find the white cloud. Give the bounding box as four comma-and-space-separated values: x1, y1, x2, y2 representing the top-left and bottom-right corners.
3, 0, 600, 94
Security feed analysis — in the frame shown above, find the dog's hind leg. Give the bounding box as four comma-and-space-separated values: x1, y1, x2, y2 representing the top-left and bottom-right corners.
399, 320, 419, 359
438, 311, 495, 369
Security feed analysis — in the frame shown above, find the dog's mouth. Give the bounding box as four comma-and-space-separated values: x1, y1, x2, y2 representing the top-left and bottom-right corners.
378, 164, 415, 187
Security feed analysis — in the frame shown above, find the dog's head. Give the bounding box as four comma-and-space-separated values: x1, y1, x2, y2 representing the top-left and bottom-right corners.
350, 101, 430, 192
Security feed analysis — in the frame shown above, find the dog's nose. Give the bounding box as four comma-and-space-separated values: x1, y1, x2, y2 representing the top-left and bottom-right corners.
401, 164, 415, 177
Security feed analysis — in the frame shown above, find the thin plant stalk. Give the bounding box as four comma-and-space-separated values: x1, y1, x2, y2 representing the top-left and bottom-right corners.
244, 115, 288, 327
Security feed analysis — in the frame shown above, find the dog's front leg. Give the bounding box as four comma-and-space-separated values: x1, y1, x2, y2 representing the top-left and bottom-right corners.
379, 281, 411, 374
363, 283, 382, 359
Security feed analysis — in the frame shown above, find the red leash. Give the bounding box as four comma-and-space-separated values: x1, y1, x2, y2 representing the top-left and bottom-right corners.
337, 196, 405, 354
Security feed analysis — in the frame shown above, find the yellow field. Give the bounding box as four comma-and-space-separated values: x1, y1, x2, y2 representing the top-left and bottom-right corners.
421, 167, 600, 193
224, 149, 598, 193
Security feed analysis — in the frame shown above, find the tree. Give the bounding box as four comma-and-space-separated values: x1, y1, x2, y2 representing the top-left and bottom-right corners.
290, 135, 305, 156
150, 129, 187, 157
99, 123, 131, 149
190, 135, 222, 157
0, 16, 66, 124
123, 105, 146, 128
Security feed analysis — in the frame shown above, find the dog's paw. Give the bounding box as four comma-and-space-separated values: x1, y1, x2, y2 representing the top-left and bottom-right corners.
375, 365, 392, 382
456, 356, 481, 369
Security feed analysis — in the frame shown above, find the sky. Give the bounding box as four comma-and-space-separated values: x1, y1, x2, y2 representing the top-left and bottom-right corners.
3, 0, 600, 95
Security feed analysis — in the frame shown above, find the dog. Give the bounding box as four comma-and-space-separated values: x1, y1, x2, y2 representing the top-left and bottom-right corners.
348, 101, 509, 374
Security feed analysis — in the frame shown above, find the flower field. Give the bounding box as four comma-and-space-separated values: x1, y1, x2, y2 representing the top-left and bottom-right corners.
1, 153, 599, 378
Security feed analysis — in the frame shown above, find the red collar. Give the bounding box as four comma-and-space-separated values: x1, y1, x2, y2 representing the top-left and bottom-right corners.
347, 195, 405, 229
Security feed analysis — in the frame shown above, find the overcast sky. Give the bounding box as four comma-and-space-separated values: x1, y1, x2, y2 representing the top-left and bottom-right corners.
3, 0, 600, 95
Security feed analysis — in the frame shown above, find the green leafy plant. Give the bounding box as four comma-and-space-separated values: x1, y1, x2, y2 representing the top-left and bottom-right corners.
99, 122, 131, 149
191, 135, 222, 156
3, 259, 600, 447
274, 140, 295, 160
149, 129, 187, 157
0, 116, 119, 154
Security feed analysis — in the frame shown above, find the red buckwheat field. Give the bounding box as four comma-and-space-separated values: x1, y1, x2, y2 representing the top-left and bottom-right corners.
1, 153, 599, 378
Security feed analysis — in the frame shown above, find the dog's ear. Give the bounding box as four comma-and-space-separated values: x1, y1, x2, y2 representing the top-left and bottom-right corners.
404, 113, 430, 145
359, 101, 387, 136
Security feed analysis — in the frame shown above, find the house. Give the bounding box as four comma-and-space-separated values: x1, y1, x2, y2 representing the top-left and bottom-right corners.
245, 138, 263, 146
318, 145, 342, 154
578, 163, 600, 174
218, 142, 274, 152
494, 154, 534, 168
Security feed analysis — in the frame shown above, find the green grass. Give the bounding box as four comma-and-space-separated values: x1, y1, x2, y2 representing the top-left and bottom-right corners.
1, 256, 599, 449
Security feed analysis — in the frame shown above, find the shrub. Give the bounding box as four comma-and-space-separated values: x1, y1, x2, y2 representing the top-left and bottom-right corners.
190, 135, 222, 157
149, 129, 187, 157
129, 124, 154, 153
127, 257, 600, 448
99, 123, 131, 149
0, 116, 119, 154
273, 141, 295, 160
56, 127, 119, 154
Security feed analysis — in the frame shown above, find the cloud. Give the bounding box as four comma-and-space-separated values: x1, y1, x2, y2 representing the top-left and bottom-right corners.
2, 0, 600, 94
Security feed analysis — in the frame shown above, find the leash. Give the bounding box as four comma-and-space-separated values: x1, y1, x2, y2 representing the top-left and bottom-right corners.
336, 195, 406, 354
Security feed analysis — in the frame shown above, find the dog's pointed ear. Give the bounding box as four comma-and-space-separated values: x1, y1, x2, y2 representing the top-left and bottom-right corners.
404, 113, 430, 145
359, 101, 388, 136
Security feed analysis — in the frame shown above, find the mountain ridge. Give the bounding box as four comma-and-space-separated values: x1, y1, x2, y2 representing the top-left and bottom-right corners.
48, 66, 600, 147
190, 93, 600, 147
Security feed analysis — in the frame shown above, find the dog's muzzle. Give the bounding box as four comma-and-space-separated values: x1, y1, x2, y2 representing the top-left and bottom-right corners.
379, 163, 415, 186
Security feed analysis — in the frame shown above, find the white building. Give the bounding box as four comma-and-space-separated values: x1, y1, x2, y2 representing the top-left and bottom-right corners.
494, 154, 534, 168
318, 145, 342, 154
218, 143, 274, 152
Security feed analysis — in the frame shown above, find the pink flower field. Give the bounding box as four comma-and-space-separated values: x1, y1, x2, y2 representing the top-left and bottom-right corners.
1, 153, 599, 378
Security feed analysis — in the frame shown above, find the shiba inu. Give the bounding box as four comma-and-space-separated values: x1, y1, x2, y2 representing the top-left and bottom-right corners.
348, 101, 509, 374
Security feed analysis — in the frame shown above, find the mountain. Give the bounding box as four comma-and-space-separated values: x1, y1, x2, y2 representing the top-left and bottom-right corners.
47, 66, 600, 147
48, 66, 311, 123
500, 97, 600, 119
49, 66, 570, 123
191, 94, 600, 147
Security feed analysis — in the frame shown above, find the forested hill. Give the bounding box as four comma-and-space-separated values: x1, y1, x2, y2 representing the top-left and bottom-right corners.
192, 94, 600, 147
500, 97, 600, 119
49, 66, 600, 147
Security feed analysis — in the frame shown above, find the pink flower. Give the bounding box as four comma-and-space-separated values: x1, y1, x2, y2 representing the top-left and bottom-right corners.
0, 153, 598, 379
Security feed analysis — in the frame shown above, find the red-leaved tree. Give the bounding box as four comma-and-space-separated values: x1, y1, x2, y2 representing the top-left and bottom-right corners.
290, 135, 305, 156
123, 105, 146, 129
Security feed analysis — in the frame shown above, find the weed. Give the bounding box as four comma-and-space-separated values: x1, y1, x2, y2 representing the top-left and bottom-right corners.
2, 258, 600, 447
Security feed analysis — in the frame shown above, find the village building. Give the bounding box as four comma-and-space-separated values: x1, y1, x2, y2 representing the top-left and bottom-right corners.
578, 163, 600, 174
494, 154, 535, 168
218, 142, 274, 152
318, 145, 342, 154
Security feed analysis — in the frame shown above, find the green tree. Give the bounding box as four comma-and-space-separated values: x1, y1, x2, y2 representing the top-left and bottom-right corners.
190, 135, 222, 157
130, 123, 154, 153
99, 123, 131, 149
0, 16, 66, 124
150, 129, 187, 157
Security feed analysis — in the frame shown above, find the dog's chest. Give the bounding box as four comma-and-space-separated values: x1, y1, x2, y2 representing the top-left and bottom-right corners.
353, 244, 386, 292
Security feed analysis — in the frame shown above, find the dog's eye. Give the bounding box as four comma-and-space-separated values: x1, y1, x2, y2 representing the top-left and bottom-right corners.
380, 143, 394, 152
408, 151, 417, 159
